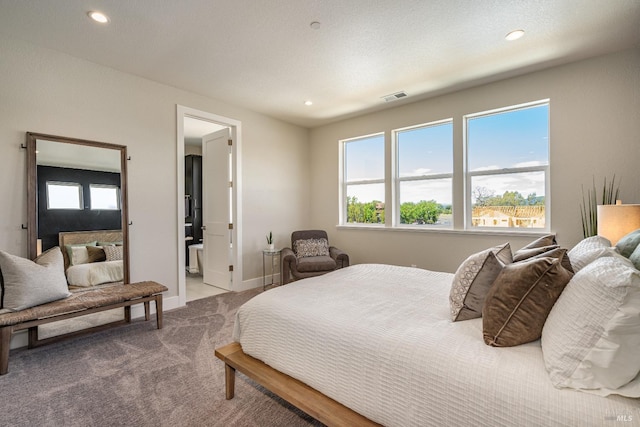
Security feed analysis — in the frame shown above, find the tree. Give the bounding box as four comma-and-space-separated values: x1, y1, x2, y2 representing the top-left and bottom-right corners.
472, 186, 495, 207
400, 200, 443, 224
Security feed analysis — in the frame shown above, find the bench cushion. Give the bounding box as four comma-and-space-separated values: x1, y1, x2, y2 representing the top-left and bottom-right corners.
0, 281, 167, 327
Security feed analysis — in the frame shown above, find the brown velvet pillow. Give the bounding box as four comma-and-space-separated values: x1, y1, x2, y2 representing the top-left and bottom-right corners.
449, 243, 512, 322
518, 234, 557, 251
482, 256, 573, 347
512, 244, 559, 262
86, 246, 106, 263
524, 247, 574, 273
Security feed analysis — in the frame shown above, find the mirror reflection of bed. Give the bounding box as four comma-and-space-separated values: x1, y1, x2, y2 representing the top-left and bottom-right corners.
30, 134, 131, 340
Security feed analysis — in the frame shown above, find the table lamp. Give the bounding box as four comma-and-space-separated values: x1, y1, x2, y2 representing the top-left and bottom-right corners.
597, 201, 640, 246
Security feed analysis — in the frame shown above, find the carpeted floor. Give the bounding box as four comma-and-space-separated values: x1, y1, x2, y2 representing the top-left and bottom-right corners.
0, 288, 324, 427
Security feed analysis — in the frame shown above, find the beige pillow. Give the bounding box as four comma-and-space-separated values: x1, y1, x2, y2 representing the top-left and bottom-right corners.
103, 245, 124, 261
0, 247, 71, 312
482, 256, 573, 347
65, 241, 98, 266
542, 256, 640, 396
449, 243, 512, 322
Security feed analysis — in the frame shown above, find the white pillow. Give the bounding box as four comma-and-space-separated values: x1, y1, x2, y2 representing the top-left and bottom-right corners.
0, 247, 71, 312
567, 235, 612, 272
541, 256, 640, 397
69, 246, 90, 266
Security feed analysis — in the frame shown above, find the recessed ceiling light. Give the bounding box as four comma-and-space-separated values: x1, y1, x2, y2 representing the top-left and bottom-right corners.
304, 100, 313, 106
88, 11, 110, 24
310, 21, 321, 30
505, 29, 525, 41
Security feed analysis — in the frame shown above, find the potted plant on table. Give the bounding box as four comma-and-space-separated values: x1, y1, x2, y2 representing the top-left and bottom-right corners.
266, 231, 274, 252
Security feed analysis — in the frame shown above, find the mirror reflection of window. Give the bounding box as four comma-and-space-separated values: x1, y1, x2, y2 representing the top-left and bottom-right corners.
90, 184, 120, 210
46, 181, 83, 210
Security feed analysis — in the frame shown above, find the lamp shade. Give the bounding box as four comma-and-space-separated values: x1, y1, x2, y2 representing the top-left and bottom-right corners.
597, 203, 640, 246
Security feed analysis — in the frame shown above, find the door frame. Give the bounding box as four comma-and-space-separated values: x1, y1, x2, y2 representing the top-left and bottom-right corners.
176, 105, 243, 307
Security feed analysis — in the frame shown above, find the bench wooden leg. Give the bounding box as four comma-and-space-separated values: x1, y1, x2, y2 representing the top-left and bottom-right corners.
124, 306, 131, 323
225, 363, 236, 399
155, 295, 163, 329
144, 301, 150, 321
1, 326, 12, 375
28, 326, 38, 349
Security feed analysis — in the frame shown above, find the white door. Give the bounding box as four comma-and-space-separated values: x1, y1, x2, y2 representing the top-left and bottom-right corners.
202, 128, 233, 290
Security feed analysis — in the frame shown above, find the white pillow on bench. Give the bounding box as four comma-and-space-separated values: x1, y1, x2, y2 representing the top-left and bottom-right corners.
0, 247, 71, 313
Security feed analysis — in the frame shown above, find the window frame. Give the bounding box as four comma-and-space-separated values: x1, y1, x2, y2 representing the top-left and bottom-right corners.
45, 181, 84, 210
393, 119, 454, 229
89, 183, 121, 211
339, 132, 386, 226
463, 100, 550, 232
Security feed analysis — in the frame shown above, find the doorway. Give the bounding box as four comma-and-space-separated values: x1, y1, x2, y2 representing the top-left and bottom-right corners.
176, 106, 243, 306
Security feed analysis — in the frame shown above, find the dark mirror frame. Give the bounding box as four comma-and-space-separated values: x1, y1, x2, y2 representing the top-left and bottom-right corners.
26, 132, 130, 284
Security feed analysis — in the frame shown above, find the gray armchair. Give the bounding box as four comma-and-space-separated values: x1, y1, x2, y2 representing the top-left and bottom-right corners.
281, 230, 349, 284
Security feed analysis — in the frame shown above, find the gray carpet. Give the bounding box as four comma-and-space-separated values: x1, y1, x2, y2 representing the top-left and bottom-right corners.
0, 288, 325, 427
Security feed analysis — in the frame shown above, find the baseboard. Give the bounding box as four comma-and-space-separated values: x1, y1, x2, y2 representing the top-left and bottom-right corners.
9, 294, 182, 350
234, 273, 280, 292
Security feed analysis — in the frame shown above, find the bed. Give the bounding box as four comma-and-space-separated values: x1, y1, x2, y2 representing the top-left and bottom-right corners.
223, 258, 640, 426
58, 230, 124, 288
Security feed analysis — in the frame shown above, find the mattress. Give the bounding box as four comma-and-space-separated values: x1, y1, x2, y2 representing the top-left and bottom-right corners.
66, 260, 123, 287
233, 264, 640, 427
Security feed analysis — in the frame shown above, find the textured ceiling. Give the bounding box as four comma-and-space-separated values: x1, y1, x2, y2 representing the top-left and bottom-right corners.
0, 0, 639, 128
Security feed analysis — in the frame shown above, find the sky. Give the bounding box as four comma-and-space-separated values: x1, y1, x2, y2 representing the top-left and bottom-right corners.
345, 103, 549, 206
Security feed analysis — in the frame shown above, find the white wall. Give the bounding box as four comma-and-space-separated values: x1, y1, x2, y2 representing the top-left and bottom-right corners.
0, 35, 310, 300
309, 48, 640, 273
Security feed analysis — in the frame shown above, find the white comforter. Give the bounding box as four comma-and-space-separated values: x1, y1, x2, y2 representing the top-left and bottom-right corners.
233, 264, 640, 427
66, 260, 123, 287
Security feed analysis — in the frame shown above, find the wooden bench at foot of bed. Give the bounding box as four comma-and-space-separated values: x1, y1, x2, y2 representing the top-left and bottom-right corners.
0, 281, 167, 375
215, 342, 381, 427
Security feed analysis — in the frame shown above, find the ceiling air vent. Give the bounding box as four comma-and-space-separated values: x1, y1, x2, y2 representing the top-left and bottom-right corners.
382, 91, 408, 102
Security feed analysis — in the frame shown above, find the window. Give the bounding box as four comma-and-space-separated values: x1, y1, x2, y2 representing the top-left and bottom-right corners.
395, 120, 453, 227
46, 182, 83, 210
90, 184, 120, 210
466, 101, 549, 229
341, 133, 385, 224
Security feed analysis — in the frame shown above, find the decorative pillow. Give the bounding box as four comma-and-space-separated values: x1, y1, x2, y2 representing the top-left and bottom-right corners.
449, 243, 512, 322
629, 244, 640, 271
483, 256, 573, 347
541, 256, 640, 397
512, 244, 560, 262
0, 247, 71, 313
98, 241, 123, 247
86, 246, 107, 263
103, 245, 124, 261
293, 238, 330, 258
615, 228, 640, 258
567, 235, 611, 272
69, 246, 90, 266
522, 247, 574, 273
65, 241, 98, 266
516, 234, 557, 252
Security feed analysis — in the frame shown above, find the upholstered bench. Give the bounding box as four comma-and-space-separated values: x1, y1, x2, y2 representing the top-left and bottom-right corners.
0, 281, 167, 375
